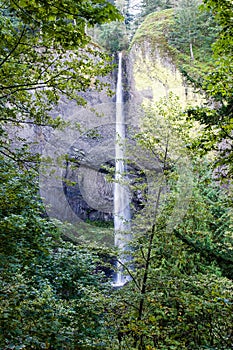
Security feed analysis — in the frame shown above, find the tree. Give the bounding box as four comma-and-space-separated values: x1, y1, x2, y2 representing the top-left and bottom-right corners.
0, 156, 112, 349
174, 158, 233, 280
94, 0, 130, 53
0, 0, 121, 161
105, 95, 233, 349
0, 2, 122, 346
182, 0, 233, 179
97, 21, 129, 52
168, 0, 218, 60
141, 0, 174, 16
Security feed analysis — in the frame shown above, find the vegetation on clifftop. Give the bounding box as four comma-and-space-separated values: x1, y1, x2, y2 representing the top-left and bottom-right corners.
131, 6, 217, 78
130, 9, 175, 52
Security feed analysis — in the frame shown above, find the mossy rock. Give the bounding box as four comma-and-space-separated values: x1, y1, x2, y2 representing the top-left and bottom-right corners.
131, 9, 176, 59
131, 8, 213, 88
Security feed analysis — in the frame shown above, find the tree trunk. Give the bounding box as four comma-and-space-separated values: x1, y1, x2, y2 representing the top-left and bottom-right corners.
190, 41, 194, 60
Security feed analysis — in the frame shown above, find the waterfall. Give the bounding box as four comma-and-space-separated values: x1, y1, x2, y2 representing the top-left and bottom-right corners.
113, 52, 131, 287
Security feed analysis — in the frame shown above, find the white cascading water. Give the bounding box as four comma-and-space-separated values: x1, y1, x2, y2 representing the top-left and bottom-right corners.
113, 52, 131, 287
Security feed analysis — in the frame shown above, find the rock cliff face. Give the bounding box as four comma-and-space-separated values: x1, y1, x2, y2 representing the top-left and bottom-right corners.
127, 9, 203, 109
39, 10, 203, 228
39, 71, 118, 225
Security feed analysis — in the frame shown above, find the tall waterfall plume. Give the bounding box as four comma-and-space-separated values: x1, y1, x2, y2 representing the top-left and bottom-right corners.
113, 52, 131, 287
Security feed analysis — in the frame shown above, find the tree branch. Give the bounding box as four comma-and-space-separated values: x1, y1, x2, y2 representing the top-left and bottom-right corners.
116, 258, 141, 291
0, 26, 26, 69
0, 118, 53, 127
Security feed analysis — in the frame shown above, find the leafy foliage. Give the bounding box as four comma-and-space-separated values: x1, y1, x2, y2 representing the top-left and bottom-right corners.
105, 95, 233, 350
174, 0, 233, 179
174, 159, 233, 280
0, 157, 112, 349
0, 0, 121, 161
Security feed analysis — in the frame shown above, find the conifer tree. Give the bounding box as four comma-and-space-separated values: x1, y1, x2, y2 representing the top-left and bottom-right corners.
169, 0, 217, 60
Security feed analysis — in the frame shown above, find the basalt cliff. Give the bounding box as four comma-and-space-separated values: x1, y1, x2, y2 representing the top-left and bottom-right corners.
36, 10, 203, 228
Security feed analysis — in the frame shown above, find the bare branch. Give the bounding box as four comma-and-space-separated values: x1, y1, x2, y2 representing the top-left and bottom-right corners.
116, 258, 141, 291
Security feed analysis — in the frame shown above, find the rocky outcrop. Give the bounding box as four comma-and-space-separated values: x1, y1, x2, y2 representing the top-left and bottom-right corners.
127, 9, 203, 109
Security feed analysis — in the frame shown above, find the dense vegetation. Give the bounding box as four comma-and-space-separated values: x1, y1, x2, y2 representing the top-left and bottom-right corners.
0, 0, 233, 349
0, 158, 111, 348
